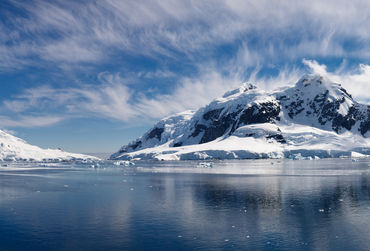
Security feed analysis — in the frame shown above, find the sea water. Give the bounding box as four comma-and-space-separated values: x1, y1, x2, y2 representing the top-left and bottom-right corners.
0, 159, 369, 250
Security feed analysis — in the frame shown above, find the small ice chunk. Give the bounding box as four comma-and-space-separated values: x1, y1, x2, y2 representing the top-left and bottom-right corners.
114, 160, 135, 166
351, 151, 367, 158
198, 162, 213, 168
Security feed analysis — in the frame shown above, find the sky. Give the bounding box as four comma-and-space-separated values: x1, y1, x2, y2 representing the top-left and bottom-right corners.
1, 0, 370, 154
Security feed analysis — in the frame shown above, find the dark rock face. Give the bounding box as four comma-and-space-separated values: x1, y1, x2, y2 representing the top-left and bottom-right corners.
266, 134, 286, 143
173, 142, 182, 147
199, 110, 240, 144
147, 127, 164, 140
191, 124, 208, 138
359, 107, 370, 135
237, 101, 281, 127
119, 126, 164, 153
131, 141, 142, 150
332, 106, 358, 133
186, 101, 281, 144
278, 84, 370, 136
119, 140, 142, 153
202, 108, 223, 120
188, 109, 241, 144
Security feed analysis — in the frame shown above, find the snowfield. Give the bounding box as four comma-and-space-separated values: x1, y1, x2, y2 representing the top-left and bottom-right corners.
0, 130, 98, 162
111, 75, 370, 161
114, 123, 370, 160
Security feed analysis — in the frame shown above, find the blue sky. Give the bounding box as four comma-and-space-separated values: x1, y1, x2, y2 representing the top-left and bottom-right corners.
1, 0, 370, 153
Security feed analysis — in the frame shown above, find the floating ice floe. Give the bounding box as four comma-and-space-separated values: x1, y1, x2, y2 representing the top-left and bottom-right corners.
351, 151, 369, 159
198, 162, 213, 168
288, 153, 307, 160
114, 160, 135, 166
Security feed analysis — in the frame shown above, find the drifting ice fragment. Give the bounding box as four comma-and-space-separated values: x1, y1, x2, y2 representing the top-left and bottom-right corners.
351, 151, 368, 158
114, 160, 135, 166
198, 162, 213, 168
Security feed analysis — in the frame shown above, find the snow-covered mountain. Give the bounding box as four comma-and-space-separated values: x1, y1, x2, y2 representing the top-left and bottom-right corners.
111, 75, 370, 160
0, 130, 98, 161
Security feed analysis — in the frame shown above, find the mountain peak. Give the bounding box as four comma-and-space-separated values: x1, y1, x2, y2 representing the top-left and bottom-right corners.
222, 82, 257, 98
289, 74, 353, 102
296, 74, 338, 89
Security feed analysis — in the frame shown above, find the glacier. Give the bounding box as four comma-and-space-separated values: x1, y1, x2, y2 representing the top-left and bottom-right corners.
111, 75, 370, 160
0, 130, 98, 162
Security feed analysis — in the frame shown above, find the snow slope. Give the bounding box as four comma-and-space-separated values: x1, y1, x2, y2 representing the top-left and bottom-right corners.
111, 75, 370, 160
0, 130, 98, 161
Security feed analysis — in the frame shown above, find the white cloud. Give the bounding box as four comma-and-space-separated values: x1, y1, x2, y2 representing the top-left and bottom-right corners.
2, 59, 369, 128
0, 69, 241, 126
2, 1, 370, 127
302, 59, 328, 76
303, 59, 370, 103
0, 115, 64, 128
2, 0, 370, 70
135, 70, 243, 119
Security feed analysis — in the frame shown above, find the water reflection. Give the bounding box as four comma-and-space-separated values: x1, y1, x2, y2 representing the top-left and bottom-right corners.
0, 160, 369, 250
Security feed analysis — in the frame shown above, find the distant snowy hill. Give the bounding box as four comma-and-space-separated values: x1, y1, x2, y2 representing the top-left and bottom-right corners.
0, 130, 98, 161
111, 75, 370, 160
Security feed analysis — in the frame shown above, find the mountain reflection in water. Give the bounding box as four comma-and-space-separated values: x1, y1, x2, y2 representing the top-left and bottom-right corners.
0, 159, 369, 250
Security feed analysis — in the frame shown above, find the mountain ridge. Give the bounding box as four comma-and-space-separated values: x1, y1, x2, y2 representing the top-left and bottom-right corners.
0, 130, 98, 161
111, 74, 370, 160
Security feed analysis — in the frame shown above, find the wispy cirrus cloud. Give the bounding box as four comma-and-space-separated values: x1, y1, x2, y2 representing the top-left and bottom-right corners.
0, 115, 64, 128
302, 59, 370, 103
1, 69, 240, 125
1, 0, 370, 71
1, 0, 370, 130
1, 59, 369, 128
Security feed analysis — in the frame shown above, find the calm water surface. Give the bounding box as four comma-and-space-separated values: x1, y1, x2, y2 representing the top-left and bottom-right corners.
0, 159, 370, 250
